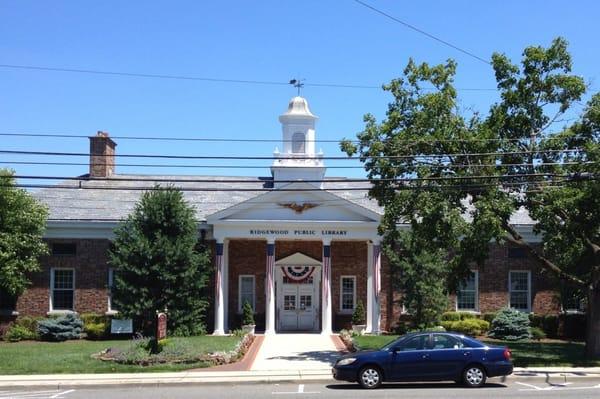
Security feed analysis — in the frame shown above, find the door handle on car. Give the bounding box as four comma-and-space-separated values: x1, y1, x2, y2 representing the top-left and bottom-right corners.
464, 352, 471, 357
422, 354, 429, 359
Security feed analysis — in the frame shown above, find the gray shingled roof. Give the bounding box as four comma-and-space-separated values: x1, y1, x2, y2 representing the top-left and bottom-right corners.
33, 174, 534, 225
33, 174, 383, 222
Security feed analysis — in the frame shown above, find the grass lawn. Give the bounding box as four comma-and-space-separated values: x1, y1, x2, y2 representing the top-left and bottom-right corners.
352, 335, 600, 367
0, 335, 241, 375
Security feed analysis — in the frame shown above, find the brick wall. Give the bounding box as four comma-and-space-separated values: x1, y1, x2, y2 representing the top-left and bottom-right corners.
16, 238, 111, 317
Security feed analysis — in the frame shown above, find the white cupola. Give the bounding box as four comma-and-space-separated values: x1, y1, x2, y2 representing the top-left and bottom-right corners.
271, 97, 326, 188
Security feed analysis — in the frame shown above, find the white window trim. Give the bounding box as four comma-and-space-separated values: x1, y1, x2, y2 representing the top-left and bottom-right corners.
339, 275, 356, 314
238, 275, 255, 313
456, 270, 479, 312
49, 267, 75, 313
106, 268, 118, 315
508, 270, 532, 312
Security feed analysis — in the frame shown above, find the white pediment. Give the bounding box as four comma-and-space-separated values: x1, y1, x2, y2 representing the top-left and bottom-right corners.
206, 182, 381, 223
276, 252, 322, 266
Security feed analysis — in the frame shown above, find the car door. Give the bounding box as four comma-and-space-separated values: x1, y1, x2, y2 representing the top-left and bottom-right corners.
426, 333, 469, 379
389, 334, 431, 381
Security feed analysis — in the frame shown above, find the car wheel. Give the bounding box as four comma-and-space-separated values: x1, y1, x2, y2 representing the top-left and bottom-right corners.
358, 366, 382, 389
463, 365, 486, 388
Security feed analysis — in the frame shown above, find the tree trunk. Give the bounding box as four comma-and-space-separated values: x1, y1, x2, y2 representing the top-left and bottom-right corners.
585, 285, 600, 359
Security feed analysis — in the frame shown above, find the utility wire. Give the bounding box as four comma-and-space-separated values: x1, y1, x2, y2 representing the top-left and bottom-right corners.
11, 172, 584, 184
0, 148, 585, 161
8, 179, 595, 193
0, 63, 498, 91
0, 132, 587, 143
1, 160, 594, 170
353, 0, 490, 65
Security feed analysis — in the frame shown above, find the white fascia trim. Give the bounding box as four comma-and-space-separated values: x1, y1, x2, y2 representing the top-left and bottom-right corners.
44, 220, 212, 240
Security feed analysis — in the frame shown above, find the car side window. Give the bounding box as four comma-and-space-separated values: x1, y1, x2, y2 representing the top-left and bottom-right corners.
430, 334, 463, 350
398, 335, 427, 351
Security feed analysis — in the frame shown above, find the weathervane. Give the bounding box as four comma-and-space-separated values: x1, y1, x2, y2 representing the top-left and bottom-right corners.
289, 78, 305, 96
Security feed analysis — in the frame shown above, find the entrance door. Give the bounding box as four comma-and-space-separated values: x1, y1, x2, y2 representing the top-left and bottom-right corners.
277, 267, 320, 332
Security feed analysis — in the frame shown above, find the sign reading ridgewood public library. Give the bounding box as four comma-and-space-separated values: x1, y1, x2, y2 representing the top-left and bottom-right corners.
249, 229, 348, 237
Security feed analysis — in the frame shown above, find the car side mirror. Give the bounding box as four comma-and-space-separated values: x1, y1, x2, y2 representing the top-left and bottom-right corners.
392, 347, 402, 353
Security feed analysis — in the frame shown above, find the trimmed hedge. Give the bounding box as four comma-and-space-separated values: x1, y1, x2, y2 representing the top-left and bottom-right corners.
81, 313, 111, 340
440, 319, 490, 336
441, 312, 479, 322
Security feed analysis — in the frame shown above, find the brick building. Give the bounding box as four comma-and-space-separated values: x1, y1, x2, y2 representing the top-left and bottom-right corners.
0, 97, 562, 335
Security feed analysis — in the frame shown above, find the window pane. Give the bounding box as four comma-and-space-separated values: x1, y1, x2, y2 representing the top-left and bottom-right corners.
0, 289, 16, 310
299, 295, 312, 310
53, 289, 73, 310
511, 272, 528, 291
510, 292, 528, 310
457, 291, 476, 310
292, 132, 305, 153
284, 295, 296, 310
54, 270, 73, 289
240, 276, 254, 310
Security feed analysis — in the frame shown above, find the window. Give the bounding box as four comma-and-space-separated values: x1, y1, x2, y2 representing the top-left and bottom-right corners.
430, 334, 463, 350
299, 295, 312, 310
398, 334, 428, 351
561, 286, 587, 313
51, 268, 75, 311
51, 243, 76, 256
0, 289, 16, 311
340, 276, 356, 313
284, 295, 296, 311
291, 132, 305, 153
456, 271, 478, 311
509, 271, 531, 312
508, 247, 527, 259
107, 268, 117, 312
238, 275, 255, 312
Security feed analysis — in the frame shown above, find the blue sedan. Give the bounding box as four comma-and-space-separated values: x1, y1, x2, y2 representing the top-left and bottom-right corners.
332, 332, 513, 389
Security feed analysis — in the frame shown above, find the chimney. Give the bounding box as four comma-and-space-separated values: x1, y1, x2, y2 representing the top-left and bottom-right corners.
89, 131, 117, 178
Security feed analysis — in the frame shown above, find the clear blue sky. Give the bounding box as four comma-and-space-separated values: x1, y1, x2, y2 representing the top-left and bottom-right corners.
1, 0, 598, 181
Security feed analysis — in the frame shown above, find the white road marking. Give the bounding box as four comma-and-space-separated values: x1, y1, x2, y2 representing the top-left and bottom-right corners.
0, 389, 76, 399
516, 381, 600, 392
272, 384, 320, 395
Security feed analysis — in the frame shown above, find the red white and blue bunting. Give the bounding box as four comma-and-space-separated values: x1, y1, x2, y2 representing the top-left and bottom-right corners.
281, 265, 316, 282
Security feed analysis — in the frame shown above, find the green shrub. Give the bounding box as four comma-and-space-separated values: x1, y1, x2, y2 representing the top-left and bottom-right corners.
440, 319, 489, 336
487, 307, 530, 340
393, 322, 410, 335
482, 312, 497, 323
81, 313, 111, 340
352, 300, 366, 325
241, 301, 255, 326
559, 313, 586, 340
458, 312, 477, 320
37, 313, 83, 341
441, 312, 461, 321
543, 315, 559, 338
4, 324, 37, 342
529, 313, 544, 328
530, 327, 546, 341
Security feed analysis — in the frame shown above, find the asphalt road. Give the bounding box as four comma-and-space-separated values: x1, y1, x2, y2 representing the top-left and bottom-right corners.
5, 377, 600, 399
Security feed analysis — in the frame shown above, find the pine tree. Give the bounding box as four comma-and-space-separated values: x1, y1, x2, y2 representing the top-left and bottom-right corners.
109, 185, 211, 336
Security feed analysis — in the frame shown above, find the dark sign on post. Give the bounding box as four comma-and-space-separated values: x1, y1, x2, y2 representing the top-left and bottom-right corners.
157, 312, 167, 340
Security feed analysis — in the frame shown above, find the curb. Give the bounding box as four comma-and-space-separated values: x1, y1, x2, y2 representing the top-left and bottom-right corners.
2, 368, 600, 389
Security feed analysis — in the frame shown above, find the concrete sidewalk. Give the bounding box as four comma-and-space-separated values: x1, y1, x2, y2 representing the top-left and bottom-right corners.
1, 367, 600, 389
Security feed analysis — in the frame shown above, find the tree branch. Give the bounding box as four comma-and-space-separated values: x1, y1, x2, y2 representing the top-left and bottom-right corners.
502, 221, 587, 287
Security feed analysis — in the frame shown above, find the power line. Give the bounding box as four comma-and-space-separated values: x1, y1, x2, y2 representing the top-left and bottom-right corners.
8, 178, 594, 193
353, 0, 490, 65
0, 64, 497, 91
11, 172, 593, 185
0, 148, 585, 161
0, 132, 586, 143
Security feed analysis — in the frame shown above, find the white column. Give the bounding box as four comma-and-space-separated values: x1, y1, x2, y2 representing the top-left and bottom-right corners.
265, 240, 276, 334
213, 240, 226, 335
321, 239, 332, 335
367, 240, 382, 334
223, 239, 229, 333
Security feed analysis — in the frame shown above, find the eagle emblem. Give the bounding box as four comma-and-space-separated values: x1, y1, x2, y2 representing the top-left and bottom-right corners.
278, 202, 319, 214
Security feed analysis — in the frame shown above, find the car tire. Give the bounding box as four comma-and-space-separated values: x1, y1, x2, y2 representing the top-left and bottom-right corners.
358, 366, 383, 389
463, 365, 486, 388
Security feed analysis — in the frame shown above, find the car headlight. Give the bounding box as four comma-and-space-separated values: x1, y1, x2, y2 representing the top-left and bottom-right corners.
337, 357, 357, 366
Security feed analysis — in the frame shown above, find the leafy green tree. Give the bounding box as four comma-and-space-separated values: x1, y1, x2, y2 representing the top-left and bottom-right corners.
109, 186, 211, 336
0, 169, 48, 306
342, 38, 600, 357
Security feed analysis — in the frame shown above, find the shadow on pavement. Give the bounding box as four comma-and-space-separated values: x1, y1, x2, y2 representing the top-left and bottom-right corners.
326, 382, 508, 390
266, 350, 341, 364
